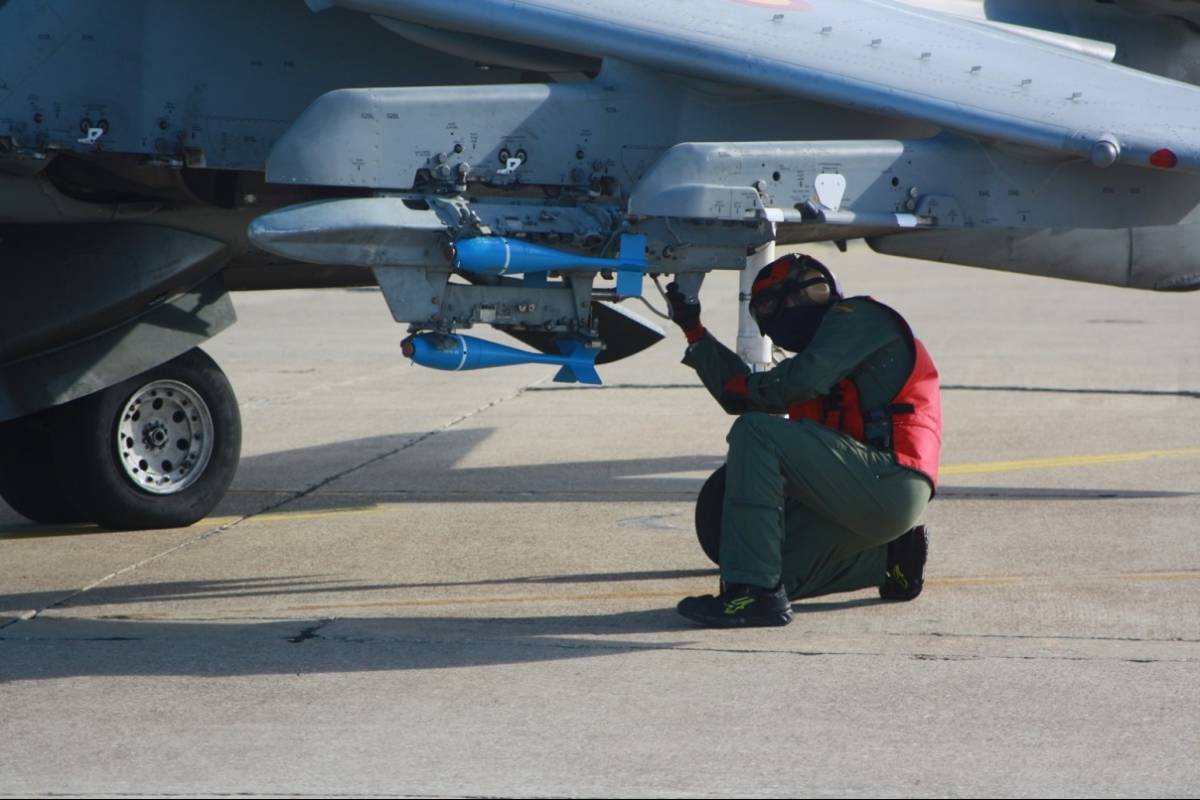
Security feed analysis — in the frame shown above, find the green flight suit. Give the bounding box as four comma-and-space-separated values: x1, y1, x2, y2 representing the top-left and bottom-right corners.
683, 297, 933, 599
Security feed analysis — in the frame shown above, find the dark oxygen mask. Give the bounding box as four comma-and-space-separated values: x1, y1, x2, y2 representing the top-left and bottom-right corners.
750, 276, 834, 329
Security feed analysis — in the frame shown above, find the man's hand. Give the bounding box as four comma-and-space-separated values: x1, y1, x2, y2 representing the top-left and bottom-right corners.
665, 282, 704, 343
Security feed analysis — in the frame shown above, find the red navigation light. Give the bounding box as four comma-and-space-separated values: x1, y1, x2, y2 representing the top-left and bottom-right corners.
1150, 149, 1178, 169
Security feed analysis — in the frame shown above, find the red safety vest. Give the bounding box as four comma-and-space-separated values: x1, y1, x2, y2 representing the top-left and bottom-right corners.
788, 302, 942, 488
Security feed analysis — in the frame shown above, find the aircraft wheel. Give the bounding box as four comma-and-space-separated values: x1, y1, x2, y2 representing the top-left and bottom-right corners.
0, 408, 85, 524
56, 348, 242, 530
694, 464, 725, 565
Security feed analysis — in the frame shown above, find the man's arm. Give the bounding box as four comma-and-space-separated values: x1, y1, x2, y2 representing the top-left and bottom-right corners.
665, 283, 769, 415
665, 289, 903, 416
746, 299, 903, 410
681, 332, 783, 415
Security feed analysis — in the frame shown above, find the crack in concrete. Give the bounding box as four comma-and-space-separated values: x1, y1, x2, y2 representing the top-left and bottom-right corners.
286, 619, 335, 644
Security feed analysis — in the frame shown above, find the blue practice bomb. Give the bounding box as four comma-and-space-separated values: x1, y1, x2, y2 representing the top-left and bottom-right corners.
402, 333, 602, 385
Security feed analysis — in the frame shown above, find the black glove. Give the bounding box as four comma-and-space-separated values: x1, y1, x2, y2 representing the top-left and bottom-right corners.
665, 282, 702, 333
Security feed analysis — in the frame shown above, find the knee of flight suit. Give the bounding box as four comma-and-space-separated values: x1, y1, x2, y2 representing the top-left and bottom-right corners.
725, 413, 785, 501
727, 411, 776, 448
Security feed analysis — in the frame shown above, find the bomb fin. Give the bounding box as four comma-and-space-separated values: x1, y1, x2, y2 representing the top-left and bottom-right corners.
616, 234, 648, 298
552, 339, 602, 385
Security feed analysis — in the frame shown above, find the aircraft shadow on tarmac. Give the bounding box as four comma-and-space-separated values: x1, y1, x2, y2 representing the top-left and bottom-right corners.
1, 571, 718, 613
0, 569, 891, 681
0, 605, 867, 681
0, 612, 689, 681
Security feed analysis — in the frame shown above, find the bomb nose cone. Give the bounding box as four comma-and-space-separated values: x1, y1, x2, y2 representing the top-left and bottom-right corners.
401, 337, 415, 358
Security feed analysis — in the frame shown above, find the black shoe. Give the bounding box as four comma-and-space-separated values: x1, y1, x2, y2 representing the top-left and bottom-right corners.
879, 525, 929, 601
677, 582, 794, 628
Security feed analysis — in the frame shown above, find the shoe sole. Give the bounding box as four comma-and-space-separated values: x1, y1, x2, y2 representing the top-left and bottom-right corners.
676, 607, 794, 628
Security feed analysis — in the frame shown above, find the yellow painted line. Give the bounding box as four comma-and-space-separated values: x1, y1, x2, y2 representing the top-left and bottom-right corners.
941, 447, 1200, 477
930, 571, 1200, 587
204, 505, 389, 527
1118, 571, 1200, 583
182, 447, 1200, 529
926, 576, 1024, 588
244, 506, 390, 524
8, 445, 1197, 536
9, 447, 1200, 535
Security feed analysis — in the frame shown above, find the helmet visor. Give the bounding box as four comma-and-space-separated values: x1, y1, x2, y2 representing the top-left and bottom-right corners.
749, 273, 833, 324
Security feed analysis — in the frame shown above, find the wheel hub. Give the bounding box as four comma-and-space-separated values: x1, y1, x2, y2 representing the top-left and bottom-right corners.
141, 420, 170, 450
116, 380, 215, 495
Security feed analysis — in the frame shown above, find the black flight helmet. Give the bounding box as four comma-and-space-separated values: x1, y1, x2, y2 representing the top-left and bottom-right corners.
749, 253, 843, 342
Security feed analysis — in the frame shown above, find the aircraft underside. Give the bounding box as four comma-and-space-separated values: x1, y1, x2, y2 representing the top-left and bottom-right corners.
1, 0, 1197, 529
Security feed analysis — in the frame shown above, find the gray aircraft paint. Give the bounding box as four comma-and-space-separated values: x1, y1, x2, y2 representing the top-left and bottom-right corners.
329, 0, 1200, 172
2, 0, 1199, 418
0, 0, 522, 169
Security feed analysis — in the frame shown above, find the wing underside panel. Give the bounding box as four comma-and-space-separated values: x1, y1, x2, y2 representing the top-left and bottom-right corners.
333, 0, 1200, 173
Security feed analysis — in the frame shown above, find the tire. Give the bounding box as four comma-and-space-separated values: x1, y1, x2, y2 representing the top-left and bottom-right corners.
53, 348, 241, 530
694, 464, 726, 565
0, 407, 85, 524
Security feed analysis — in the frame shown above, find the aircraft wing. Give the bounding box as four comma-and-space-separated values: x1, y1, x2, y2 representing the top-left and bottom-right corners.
332, 0, 1200, 173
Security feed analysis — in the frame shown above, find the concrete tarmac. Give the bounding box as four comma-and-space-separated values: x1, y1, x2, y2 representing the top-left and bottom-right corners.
2, 245, 1198, 797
